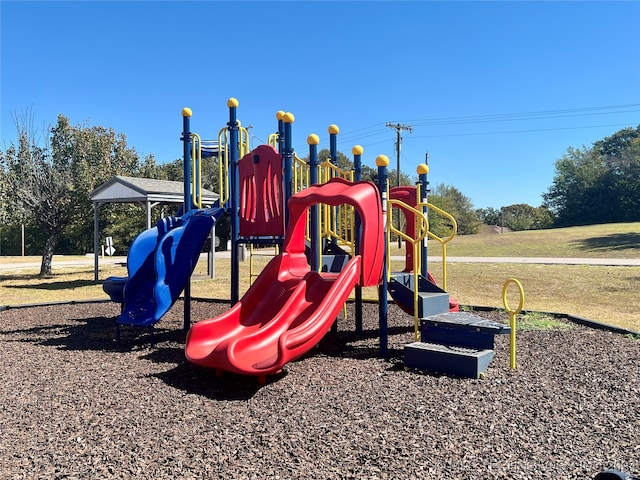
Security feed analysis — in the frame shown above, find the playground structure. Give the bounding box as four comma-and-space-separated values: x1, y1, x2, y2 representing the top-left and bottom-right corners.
106, 98, 513, 380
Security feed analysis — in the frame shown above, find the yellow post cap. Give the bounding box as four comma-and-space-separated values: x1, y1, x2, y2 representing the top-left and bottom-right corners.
307, 134, 320, 145
227, 98, 239, 108
328, 124, 339, 135
182, 107, 192, 117
352, 145, 364, 156
376, 155, 390, 167
276, 110, 285, 120
283, 112, 295, 123
417, 163, 429, 175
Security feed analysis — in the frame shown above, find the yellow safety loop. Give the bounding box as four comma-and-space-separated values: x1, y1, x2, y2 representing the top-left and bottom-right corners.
267, 133, 278, 148
502, 278, 524, 369
190, 133, 203, 208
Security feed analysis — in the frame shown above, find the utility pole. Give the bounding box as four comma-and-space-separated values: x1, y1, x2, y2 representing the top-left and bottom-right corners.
386, 122, 413, 248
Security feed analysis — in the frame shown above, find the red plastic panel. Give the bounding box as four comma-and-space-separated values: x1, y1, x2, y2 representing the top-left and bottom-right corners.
184, 178, 385, 378
390, 186, 418, 272
286, 178, 384, 287
185, 253, 362, 376
238, 145, 284, 236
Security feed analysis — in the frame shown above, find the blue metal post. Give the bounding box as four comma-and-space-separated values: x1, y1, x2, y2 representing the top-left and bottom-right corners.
353, 145, 363, 334
418, 162, 429, 277
308, 134, 320, 273
329, 125, 339, 166
182, 108, 193, 212
181, 108, 193, 330
276, 111, 285, 154
282, 113, 294, 228
376, 155, 390, 357
328, 125, 339, 245
228, 98, 240, 305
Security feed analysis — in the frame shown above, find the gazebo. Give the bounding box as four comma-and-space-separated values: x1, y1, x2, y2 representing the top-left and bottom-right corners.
89, 175, 219, 280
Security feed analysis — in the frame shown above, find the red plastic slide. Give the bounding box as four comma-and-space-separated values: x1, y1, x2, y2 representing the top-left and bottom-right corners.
185, 178, 384, 378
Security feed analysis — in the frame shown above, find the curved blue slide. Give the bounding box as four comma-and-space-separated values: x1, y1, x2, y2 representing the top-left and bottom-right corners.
105, 207, 224, 330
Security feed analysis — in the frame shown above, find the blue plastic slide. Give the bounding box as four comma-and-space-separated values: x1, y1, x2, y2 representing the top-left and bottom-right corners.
104, 207, 224, 330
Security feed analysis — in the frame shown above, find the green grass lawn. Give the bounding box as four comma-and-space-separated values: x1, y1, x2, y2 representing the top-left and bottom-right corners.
423, 222, 640, 258
2, 222, 639, 332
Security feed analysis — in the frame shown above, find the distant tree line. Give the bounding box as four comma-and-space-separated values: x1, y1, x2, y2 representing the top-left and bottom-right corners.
475, 204, 554, 231
542, 126, 640, 226
2, 112, 637, 276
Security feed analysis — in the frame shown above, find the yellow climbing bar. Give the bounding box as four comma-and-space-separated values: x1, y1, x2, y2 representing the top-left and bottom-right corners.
425, 202, 458, 291
217, 121, 251, 206
190, 132, 203, 208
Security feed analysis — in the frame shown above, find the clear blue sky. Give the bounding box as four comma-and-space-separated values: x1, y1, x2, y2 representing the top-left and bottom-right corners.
2, 1, 639, 210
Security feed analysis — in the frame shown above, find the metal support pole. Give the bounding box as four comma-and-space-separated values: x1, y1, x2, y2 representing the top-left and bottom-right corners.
308, 134, 320, 273
353, 145, 363, 334
328, 125, 339, 245
276, 111, 285, 154
228, 98, 240, 305
376, 155, 390, 358
385, 122, 412, 248
181, 108, 193, 330
282, 113, 295, 228
418, 158, 429, 277
93, 203, 100, 281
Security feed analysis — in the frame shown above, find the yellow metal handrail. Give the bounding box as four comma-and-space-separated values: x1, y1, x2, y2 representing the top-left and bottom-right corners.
317, 160, 355, 250
293, 153, 310, 194
317, 159, 354, 184
238, 123, 250, 156
217, 126, 230, 205
388, 199, 429, 340
217, 122, 250, 206
424, 202, 458, 291
321, 202, 356, 253
502, 278, 524, 369
190, 133, 203, 208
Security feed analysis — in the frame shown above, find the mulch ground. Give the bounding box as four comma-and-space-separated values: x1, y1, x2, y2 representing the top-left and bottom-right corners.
0, 299, 638, 480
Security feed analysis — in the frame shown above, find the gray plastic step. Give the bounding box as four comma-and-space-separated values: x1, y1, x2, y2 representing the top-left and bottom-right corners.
388, 273, 450, 317
420, 311, 511, 350
421, 311, 511, 334
404, 341, 496, 379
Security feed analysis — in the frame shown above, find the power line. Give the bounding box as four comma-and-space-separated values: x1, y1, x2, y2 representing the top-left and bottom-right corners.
292, 104, 639, 153
397, 104, 640, 127
386, 122, 413, 248
410, 122, 639, 139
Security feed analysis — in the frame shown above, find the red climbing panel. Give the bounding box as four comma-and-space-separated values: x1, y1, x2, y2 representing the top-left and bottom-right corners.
286, 178, 384, 287
238, 145, 284, 236
390, 186, 419, 272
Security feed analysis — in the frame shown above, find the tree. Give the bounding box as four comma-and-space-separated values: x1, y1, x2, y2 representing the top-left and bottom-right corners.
475, 207, 501, 226
476, 204, 554, 231
594, 125, 640, 158
2, 114, 140, 277
500, 204, 549, 231
429, 184, 480, 236
543, 125, 640, 226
